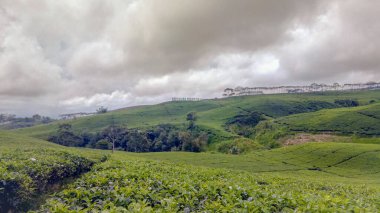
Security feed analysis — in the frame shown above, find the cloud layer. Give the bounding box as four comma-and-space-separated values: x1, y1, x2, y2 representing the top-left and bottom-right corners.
0, 0, 379, 116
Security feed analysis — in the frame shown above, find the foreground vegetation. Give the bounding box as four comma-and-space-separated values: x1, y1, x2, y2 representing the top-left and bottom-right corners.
2, 90, 380, 211
0, 131, 105, 212
1, 130, 380, 212
37, 153, 380, 212
135, 142, 380, 185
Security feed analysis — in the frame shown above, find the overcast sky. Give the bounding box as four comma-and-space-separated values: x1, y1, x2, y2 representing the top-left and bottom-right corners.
1, 0, 379, 116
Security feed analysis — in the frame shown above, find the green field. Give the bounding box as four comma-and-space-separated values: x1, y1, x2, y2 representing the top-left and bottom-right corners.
134, 142, 380, 185
14, 90, 380, 141
38, 150, 380, 212
277, 103, 380, 136
2, 90, 380, 211
1, 130, 380, 211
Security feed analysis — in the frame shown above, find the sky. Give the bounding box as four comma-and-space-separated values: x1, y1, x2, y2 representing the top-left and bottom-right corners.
0, 0, 379, 116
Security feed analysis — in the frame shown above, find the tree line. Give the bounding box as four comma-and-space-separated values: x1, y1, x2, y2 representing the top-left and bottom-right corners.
48, 123, 208, 152
48, 112, 208, 152
0, 114, 54, 129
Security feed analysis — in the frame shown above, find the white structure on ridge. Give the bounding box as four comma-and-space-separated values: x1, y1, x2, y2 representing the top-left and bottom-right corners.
223, 82, 380, 97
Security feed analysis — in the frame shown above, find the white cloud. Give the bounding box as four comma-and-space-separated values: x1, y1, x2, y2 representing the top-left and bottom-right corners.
0, 0, 379, 116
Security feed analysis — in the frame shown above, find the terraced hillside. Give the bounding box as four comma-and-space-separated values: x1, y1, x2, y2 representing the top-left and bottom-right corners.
277, 103, 380, 136
37, 142, 380, 212
2, 130, 380, 211
135, 142, 380, 185
14, 90, 380, 142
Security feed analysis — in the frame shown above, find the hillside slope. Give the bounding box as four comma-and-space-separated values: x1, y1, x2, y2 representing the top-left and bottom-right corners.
2, 130, 380, 211
277, 103, 380, 136
14, 90, 380, 141
135, 142, 380, 185
37, 142, 380, 212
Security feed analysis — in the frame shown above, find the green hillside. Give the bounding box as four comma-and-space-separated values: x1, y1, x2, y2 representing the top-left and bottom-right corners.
277, 103, 380, 136
135, 142, 380, 185
39, 149, 380, 212
2, 129, 380, 211
14, 90, 380, 141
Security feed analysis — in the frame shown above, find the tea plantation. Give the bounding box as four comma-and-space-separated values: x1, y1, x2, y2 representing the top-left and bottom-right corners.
14, 90, 380, 140
37, 152, 380, 212
277, 103, 380, 136
2, 131, 380, 212
0, 131, 106, 212
2, 89, 380, 212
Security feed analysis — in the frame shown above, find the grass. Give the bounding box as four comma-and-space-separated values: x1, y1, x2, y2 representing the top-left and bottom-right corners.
133, 142, 380, 186
14, 90, 380, 141
2, 129, 380, 211
277, 103, 380, 136
4, 90, 380, 211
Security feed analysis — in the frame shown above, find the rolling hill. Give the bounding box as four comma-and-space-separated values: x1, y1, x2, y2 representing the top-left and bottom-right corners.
277, 103, 380, 136
14, 90, 380, 144
1, 131, 380, 211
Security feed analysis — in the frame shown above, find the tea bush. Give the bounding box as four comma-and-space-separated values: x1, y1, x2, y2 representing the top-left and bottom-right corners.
0, 149, 95, 212
38, 156, 380, 212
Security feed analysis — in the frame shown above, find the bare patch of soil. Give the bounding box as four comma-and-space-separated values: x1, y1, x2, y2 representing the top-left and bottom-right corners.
282, 133, 348, 146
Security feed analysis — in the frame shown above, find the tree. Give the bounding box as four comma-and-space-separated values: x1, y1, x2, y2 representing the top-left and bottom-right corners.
32, 114, 42, 121
186, 112, 197, 130
95, 139, 110, 149
49, 123, 83, 146
96, 106, 108, 114
126, 130, 150, 152
101, 125, 128, 153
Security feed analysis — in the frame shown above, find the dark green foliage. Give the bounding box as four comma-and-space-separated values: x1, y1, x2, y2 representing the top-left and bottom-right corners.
95, 139, 110, 149
225, 112, 266, 137
48, 123, 209, 153
101, 125, 128, 152
146, 124, 181, 152
186, 112, 197, 130
48, 124, 83, 147
334, 99, 359, 107
125, 130, 151, 152
261, 100, 337, 117
226, 111, 264, 126
186, 112, 197, 122
179, 131, 208, 152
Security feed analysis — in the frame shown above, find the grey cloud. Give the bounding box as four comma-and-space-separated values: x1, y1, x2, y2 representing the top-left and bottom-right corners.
113, 0, 327, 74
0, 0, 379, 115
278, 0, 380, 82
0, 21, 63, 97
